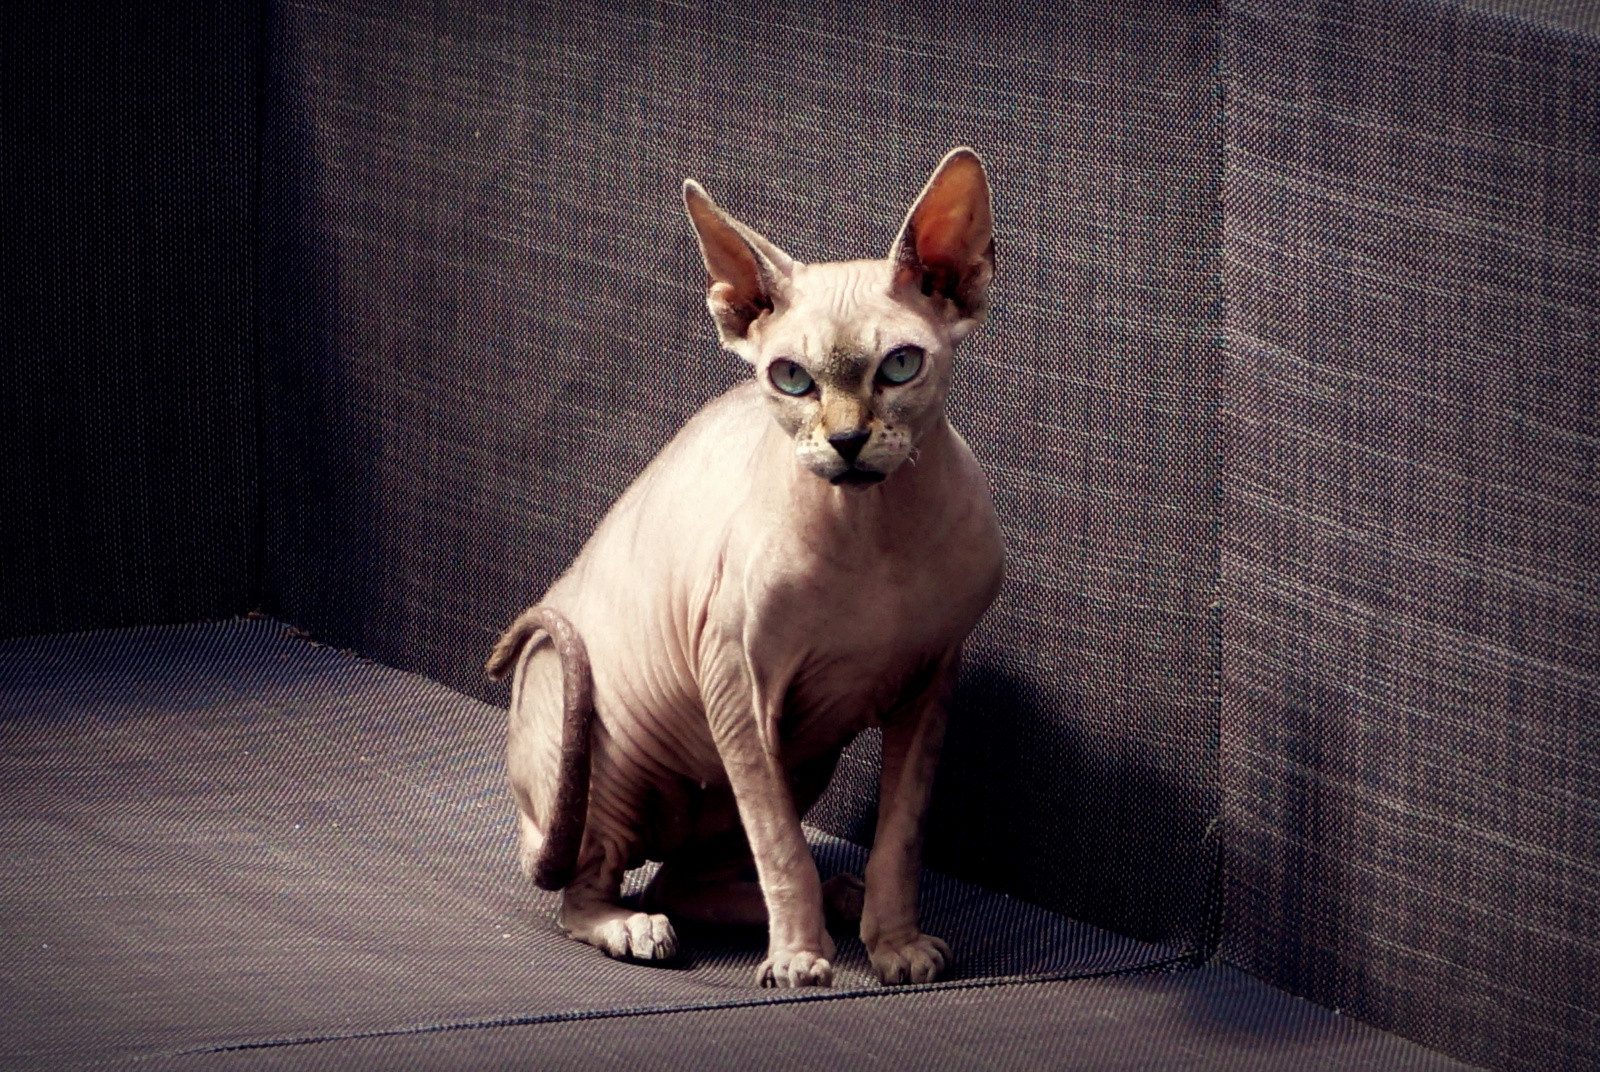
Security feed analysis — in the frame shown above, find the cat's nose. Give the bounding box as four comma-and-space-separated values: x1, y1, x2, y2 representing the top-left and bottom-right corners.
828, 430, 871, 464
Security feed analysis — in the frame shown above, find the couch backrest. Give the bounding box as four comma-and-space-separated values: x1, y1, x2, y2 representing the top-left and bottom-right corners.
1, 7, 260, 637
1223, 3, 1600, 1069
258, 0, 1228, 950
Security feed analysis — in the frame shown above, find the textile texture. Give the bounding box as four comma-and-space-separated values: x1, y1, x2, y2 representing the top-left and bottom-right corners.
259, 0, 1227, 949
162, 969, 1476, 1072
0, 620, 1176, 1067
0, 4, 260, 638
1457, 0, 1600, 35
7, 1, 1597, 1069
1222, 2, 1600, 1070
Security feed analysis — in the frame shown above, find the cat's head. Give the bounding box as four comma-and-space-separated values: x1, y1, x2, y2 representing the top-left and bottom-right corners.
683, 149, 994, 488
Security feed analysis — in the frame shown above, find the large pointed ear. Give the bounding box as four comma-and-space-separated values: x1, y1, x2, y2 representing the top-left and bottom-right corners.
683, 179, 795, 355
888, 148, 994, 329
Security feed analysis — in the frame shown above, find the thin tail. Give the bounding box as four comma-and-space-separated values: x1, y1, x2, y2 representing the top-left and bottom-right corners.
487, 605, 593, 891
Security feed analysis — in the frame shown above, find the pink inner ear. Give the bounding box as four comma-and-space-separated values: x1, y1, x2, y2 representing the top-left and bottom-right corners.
915, 208, 974, 268
687, 191, 765, 307
912, 165, 987, 269
706, 229, 761, 296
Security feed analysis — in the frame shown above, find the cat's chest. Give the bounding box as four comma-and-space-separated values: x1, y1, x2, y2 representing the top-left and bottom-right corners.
747, 543, 987, 722
767, 544, 967, 647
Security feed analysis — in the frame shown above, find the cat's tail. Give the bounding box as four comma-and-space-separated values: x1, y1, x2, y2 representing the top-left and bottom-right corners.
487, 605, 594, 891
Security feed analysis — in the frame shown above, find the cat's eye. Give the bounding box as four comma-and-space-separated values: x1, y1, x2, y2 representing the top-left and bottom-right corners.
877, 346, 924, 386
769, 359, 814, 396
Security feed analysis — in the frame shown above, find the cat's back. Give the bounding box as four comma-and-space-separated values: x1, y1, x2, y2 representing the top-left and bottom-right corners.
543, 379, 769, 615
607, 378, 769, 537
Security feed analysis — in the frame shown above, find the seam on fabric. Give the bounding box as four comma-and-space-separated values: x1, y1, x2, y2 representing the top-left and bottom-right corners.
246, 0, 270, 618
1201, 0, 1235, 967
158, 954, 1196, 1059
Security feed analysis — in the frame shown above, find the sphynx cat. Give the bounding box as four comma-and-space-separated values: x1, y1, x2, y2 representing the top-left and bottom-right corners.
488, 148, 1003, 988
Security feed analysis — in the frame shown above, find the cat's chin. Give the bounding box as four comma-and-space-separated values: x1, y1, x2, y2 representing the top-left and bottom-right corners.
828, 468, 888, 489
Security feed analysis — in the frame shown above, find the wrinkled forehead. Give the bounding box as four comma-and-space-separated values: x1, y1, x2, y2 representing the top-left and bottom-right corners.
772, 260, 927, 359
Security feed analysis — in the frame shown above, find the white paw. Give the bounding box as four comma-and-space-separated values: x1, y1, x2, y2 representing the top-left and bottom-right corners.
756, 949, 833, 988
592, 912, 678, 962
869, 932, 951, 985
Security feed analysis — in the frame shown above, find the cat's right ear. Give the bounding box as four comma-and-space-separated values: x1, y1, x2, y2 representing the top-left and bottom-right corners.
683, 180, 795, 357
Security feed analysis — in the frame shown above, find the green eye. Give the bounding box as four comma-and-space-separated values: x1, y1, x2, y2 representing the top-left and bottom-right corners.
878, 346, 924, 385
769, 359, 814, 396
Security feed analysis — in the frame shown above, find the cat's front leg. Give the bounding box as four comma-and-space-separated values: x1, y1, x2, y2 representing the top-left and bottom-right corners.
861, 652, 958, 985
704, 682, 835, 987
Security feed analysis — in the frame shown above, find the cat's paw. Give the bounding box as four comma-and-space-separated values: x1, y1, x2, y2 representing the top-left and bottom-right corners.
756, 949, 833, 988
868, 932, 951, 985
822, 873, 866, 925
591, 912, 679, 962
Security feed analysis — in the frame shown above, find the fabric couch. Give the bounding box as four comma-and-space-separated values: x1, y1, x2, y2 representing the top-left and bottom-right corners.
3, 1, 1594, 1068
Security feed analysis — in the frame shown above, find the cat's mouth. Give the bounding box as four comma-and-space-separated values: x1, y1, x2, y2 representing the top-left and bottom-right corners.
830, 467, 887, 488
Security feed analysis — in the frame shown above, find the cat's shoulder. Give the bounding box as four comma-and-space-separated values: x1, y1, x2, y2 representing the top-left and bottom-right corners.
627, 379, 769, 493
664, 379, 768, 453
692, 378, 765, 423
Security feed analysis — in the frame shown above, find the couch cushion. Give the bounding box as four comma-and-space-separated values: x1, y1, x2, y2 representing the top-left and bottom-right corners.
0, 620, 1174, 1067
162, 966, 1477, 1072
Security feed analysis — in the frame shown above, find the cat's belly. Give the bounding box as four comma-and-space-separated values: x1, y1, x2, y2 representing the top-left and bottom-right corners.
587, 652, 875, 790
784, 650, 927, 744
590, 654, 722, 784
612, 723, 863, 865
583, 634, 898, 864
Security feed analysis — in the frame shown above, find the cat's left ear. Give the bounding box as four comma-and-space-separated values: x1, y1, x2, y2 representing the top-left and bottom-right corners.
683, 179, 796, 359
889, 148, 994, 338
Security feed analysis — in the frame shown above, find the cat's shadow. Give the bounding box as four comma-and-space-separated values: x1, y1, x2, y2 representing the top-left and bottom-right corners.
807, 654, 1219, 954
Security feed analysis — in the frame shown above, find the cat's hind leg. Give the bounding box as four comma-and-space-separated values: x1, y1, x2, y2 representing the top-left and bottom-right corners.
640, 836, 862, 936
508, 636, 675, 962
558, 831, 678, 963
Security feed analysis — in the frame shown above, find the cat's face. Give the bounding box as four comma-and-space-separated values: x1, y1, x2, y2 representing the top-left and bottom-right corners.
684, 149, 994, 490
745, 260, 952, 487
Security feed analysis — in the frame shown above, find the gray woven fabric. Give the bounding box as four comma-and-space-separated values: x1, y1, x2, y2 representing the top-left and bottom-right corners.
0, 620, 1175, 1068
259, 0, 1227, 949
0, 5, 259, 638
1222, 2, 1600, 1070
162, 967, 1477, 1072
1456, 0, 1600, 35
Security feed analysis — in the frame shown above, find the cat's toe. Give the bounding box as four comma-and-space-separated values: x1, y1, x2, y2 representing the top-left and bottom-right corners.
624, 912, 678, 961
756, 950, 833, 988
593, 912, 679, 962
630, 911, 678, 961
869, 932, 951, 985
